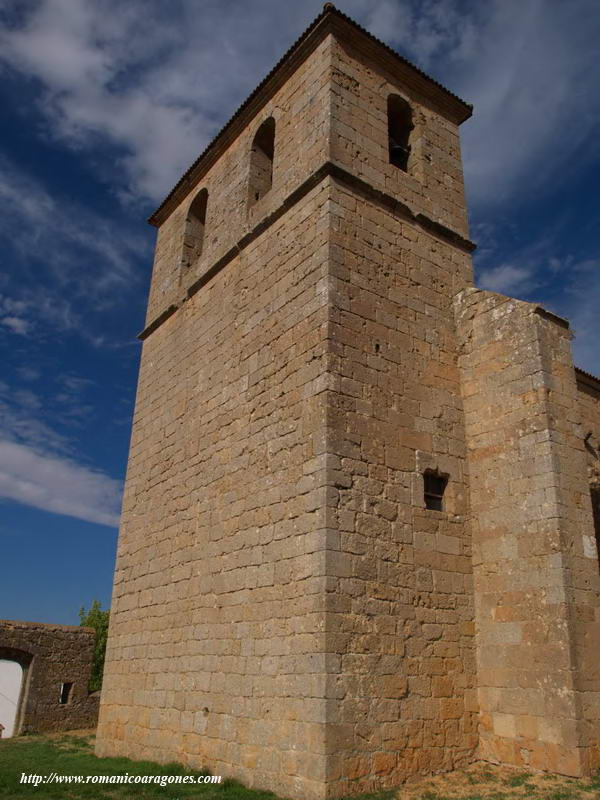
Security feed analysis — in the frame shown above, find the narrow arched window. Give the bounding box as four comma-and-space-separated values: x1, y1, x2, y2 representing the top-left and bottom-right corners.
248, 118, 275, 206
387, 95, 413, 172
182, 188, 208, 269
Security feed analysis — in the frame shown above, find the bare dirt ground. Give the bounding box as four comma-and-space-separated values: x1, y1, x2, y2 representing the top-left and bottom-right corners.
395, 761, 600, 800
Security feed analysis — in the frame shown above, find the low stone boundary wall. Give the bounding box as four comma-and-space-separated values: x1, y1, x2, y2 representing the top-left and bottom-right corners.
0, 619, 99, 735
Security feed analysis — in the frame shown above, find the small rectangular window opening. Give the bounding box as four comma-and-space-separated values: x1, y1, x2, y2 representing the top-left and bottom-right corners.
59, 682, 73, 705
424, 471, 447, 511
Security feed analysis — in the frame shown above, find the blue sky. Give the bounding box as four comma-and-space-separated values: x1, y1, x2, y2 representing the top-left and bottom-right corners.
0, 0, 599, 625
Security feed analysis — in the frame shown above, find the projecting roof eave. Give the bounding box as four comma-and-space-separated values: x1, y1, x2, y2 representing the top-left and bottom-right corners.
147, 3, 473, 228
575, 366, 600, 393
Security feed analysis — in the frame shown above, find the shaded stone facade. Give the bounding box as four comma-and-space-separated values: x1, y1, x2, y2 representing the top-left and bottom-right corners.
96, 6, 600, 799
0, 619, 99, 735
454, 292, 600, 776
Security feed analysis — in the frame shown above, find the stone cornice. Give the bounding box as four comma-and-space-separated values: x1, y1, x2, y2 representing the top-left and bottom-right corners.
534, 306, 570, 329
139, 161, 476, 341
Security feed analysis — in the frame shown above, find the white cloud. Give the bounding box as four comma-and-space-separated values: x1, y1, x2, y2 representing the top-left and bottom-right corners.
353, 0, 600, 210
1, 0, 597, 212
0, 439, 121, 527
545, 258, 600, 377
0, 296, 33, 338
0, 397, 70, 455
0, 0, 316, 201
1, 316, 30, 335
357, 0, 478, 68
478, 263, 537, 295
0, 159, 144, 291
0, 160, 148, 341
475, 240, 600, 377
16, 366, 40, 382
454, 0, 600, 208
0, 377, 122, 527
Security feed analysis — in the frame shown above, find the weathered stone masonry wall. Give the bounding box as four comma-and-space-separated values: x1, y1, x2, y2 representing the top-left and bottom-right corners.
329, 38, 469, 238
321, 179, 477, 798
97, 40, 353, 800
454, 289, 600, 775
98, 18, 482, 800
575, 372, 600, 766
96, 179, 334, 800
0, 619, 98, 734
145, 36, 333, 328
97, 7, 600, 799
577, 374, 600, 492
314, 39, 477, 795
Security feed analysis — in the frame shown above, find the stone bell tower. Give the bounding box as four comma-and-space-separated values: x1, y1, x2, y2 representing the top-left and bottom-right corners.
96, 5, 599, 799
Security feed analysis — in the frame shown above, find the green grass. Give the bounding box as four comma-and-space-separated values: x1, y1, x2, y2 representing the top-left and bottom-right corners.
0, 734, 396, 800
504, 774, 532, 787
0, 733, 280, 799
1, 734, 600, 800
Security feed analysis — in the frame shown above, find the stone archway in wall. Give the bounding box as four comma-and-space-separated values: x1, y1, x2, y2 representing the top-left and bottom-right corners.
0, 647, 33, 738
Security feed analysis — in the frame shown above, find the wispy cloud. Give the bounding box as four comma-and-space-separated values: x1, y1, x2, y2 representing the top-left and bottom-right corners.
352, 0, 600, 211
0, 386, 68, 455
0, 158, 148, 341
358, 0, 478, 68
478, 263, 538, 295
0, 0, 320, 201
1, 0, 598, 213
545, 258, 600, 377
474, 234, 600, 377
0, 296, 30, 337
16, 366, 41, 382
0, 158, 145, 290
0, 439, 121, 527
1, 316, 30, 335
454, 0, 600, 209
0, 377, 122, 527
